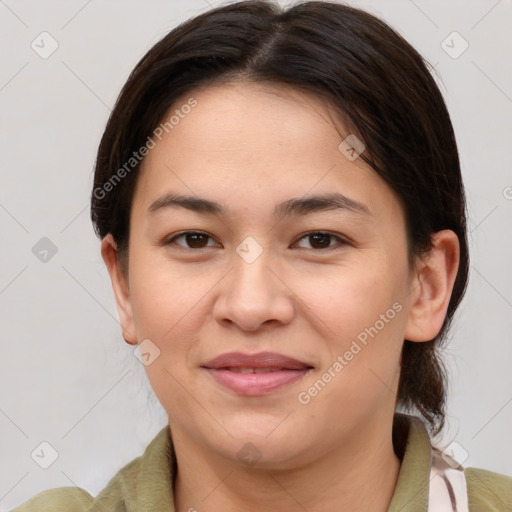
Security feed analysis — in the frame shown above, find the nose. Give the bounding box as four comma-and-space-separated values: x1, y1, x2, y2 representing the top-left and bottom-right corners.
213, 245, 295, 332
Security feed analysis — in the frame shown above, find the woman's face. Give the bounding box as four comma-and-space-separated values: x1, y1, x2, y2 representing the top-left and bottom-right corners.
105, 82, 428, 468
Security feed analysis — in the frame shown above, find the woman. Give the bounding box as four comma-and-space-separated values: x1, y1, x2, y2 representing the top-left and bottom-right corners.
13, 1, 511, 511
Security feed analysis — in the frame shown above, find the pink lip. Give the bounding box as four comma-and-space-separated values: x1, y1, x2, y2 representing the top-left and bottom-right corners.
202, 351, 313, 396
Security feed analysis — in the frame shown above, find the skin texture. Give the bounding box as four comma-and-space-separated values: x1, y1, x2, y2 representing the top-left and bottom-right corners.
101, 82, 460, 512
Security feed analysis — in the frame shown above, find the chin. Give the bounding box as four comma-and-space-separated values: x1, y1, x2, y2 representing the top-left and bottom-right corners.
205, 419, 309, 468
224, 436, 309, 471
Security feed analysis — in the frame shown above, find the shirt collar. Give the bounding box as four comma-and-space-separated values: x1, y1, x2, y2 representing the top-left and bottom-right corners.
388, 413, 432, 512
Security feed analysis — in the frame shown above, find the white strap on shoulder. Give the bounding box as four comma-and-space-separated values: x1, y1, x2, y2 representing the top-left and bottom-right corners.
428, 447, 469, 512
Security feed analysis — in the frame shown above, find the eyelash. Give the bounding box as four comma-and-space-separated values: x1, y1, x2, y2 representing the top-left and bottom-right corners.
162, 231, 349, 251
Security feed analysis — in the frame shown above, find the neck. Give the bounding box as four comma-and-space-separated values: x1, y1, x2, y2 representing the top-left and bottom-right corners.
172, 415, 402, 512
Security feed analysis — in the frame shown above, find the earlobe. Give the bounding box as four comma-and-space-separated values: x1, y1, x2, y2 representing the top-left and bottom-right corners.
404, 230, 460, 342
100, 234, 138, 345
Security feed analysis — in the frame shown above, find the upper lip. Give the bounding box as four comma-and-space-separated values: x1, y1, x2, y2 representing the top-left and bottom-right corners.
202, 351, 313, 370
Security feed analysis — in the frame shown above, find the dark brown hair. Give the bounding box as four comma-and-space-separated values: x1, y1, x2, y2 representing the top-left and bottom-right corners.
90, 0, 469, 434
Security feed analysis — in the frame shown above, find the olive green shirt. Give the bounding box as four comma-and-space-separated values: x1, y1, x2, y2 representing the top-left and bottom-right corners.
11, 414, 512, 511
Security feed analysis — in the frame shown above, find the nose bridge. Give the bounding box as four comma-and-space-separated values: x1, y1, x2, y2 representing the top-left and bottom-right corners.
231, 236, 276, 303
214, 236, 294, 330
233, 239, 272, 293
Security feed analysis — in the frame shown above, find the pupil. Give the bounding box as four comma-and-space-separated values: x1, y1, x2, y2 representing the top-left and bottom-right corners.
311, 233, 330, 248
187, 233, 206, 248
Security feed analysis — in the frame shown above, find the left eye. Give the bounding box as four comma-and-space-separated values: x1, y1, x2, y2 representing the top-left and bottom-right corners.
294, 232, 347, 250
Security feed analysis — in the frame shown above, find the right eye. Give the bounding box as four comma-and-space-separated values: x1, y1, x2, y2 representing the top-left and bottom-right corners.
163, 231, 221, 249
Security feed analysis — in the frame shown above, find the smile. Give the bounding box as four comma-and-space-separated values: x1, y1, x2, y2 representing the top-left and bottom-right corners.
202, 352, 314, 396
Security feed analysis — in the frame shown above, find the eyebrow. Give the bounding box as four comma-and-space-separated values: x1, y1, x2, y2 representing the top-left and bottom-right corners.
147, 192, 371, 218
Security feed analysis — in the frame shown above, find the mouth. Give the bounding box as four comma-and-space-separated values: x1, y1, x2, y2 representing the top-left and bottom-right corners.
201, 351, 314, 396
223, 367, 295, 373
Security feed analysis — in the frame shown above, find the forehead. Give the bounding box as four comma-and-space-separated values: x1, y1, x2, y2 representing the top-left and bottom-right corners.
132, 81, 400, 222
149, 81, 346, 163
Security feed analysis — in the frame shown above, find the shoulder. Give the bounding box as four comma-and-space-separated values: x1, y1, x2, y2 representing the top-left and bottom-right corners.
9, 486, 94, 512
11, 455, 143, 512
10, 426, 172, 512
465, 466, 512, 511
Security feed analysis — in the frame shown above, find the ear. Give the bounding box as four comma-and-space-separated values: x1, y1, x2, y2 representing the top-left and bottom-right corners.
101, 234, 138, 345
404, 230, 460, 342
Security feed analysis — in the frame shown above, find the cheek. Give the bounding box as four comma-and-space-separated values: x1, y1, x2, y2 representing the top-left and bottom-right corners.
129, 261, 211, 421
127, 254, 222, 402
294, 261, 407, 401
128, 247, 217, 340
296, 263, 404, 341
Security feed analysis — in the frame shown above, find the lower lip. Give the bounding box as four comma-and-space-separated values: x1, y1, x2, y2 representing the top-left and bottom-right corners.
204, 368, 310, 396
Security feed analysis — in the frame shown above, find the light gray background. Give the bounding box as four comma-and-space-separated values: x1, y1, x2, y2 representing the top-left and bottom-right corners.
1, 0, 511, 509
